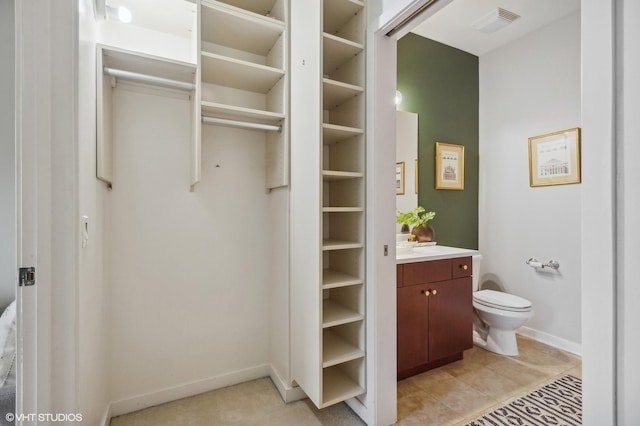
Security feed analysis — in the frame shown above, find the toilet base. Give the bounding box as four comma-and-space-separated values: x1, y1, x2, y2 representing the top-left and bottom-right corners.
473, 328, 520, 356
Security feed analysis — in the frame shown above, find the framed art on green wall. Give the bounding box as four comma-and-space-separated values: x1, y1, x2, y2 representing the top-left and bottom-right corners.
435, 142, 465, 190
414, 159, 418, 194
396, 162, 405, 195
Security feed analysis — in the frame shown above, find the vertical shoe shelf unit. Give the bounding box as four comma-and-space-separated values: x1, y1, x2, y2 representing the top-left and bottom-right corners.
197, 0, 289, 189
291, 0, 366, 409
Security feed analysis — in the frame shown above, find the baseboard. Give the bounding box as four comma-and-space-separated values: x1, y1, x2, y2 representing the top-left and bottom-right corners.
518, 327, 582, 356
101, 403, 112, 426
108, 363, 270, 419
345, 396, 369, 425
269, 364, 307, 403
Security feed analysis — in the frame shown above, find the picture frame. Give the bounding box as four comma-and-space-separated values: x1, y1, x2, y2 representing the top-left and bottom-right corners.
528, 128, 581, 187
435, 142, 464, 190
414, 159, 418, 194
395, 162, 405, 195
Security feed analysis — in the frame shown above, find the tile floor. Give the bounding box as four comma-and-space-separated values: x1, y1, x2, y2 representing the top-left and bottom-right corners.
110, 335, 581, 426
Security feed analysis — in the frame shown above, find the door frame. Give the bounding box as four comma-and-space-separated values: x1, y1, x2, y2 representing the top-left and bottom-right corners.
14, 0, 79, 421
371, 0, 618, 424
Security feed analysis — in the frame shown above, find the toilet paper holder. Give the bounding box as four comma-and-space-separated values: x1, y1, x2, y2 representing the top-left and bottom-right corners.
526, 258, 560, 270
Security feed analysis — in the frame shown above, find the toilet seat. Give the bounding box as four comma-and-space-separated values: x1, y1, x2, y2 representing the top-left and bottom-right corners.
473, 290, 532, 313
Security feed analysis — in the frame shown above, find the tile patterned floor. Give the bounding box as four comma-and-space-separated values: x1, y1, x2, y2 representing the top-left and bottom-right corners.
110, 335, 581, 426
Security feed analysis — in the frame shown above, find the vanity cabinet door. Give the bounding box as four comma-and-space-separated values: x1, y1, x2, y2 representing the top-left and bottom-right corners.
428, 277, 473, 361
397, 283, 430, 372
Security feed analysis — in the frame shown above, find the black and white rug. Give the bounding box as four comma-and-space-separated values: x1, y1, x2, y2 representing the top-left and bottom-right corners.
466, 375, 582, 426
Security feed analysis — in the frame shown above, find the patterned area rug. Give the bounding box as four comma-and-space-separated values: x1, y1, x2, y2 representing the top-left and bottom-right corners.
466, 375, 582, 426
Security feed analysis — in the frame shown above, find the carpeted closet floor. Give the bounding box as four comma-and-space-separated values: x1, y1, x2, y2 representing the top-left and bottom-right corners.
110, 335, 581, 426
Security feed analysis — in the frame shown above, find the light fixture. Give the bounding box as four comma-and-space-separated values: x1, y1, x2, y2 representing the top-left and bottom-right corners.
395, 90, 403, 106
115, 6, 132, 23
471, 8, 520, 34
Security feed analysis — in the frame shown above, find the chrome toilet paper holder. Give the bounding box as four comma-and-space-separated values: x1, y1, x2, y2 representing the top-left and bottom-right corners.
526, 258, 560, 270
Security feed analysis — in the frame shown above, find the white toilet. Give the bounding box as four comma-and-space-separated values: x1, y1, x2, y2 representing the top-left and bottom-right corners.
471, 255, 534, 356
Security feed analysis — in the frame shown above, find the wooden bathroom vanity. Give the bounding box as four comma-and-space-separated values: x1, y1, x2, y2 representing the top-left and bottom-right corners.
396, 246, 478, 379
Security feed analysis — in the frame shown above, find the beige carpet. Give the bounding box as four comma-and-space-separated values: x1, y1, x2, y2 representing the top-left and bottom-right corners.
466, 375, 582, 425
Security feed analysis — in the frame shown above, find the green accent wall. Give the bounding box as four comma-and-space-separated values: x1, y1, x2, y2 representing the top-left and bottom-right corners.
397, 34, 479, 249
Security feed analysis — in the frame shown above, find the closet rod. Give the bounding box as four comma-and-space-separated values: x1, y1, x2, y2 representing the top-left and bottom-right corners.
201, 116, 282, 132
103, 67, 196, 91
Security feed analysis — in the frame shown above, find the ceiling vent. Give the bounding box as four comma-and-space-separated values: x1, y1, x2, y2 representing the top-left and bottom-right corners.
471, 8, 521, 34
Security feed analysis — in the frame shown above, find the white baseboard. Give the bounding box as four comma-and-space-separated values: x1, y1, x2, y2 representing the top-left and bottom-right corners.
518, 326, 582, 356
269, 364, 307, 403
108, 363, 270, 419
101, 403, 112, 426
345, 397, 369, 425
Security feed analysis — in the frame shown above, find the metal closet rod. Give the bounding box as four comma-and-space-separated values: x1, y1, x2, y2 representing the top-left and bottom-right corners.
103, 67, 196, 92
201, 116, 282, 132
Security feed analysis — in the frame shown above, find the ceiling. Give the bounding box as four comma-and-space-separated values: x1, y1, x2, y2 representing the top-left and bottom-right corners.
410, 0, 581, 56
101, 0, 580, 56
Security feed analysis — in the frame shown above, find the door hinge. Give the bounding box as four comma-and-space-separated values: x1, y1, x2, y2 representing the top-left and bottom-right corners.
19, 267, 36, 287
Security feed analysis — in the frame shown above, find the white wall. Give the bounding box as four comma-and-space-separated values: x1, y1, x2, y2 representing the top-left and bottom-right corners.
479, 12, 581, 351
106, 84, 270, 407
77, 0, 111, 424
0, 0, 15, 308
395, 111, 418, 233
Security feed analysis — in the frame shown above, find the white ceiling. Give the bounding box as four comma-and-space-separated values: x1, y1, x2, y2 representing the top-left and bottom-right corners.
106, 0, 196, 39
101, 0, 580, 55
410, 0, 580, 56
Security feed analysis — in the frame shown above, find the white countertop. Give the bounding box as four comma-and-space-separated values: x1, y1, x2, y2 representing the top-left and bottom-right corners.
396, 245, 479, 264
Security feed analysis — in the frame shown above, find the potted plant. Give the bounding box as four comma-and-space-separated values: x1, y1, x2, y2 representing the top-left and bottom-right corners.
396, 206, 436, 242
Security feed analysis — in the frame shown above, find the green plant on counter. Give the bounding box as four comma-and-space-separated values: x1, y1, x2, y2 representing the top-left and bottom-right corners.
396, 206, 436, 226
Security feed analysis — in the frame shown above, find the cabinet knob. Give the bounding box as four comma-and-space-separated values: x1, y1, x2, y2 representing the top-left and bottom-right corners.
461, 264, 468, 270
432, 289, 437, 295
423, 290, 430, 297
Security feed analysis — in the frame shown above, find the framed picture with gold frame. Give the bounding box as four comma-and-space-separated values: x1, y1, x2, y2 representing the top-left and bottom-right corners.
528, 128, 581, 187
435, 142, 464, 190
414, 159, 418, 194
395, 162, 405, 195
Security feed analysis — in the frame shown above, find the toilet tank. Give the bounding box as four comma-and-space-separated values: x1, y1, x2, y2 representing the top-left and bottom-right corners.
472, 254, 483, 292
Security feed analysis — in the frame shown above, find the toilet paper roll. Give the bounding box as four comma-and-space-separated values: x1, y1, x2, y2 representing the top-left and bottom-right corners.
528, 261, 544, 268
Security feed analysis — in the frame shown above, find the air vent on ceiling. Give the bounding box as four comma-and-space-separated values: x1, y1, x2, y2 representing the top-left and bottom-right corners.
471, 7, 521, 34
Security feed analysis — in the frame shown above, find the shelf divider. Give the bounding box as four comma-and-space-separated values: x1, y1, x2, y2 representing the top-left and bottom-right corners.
322, 299, 364, 328
321, 367, 365, 408
323, 330, 365, 368
201, 52, 284, 93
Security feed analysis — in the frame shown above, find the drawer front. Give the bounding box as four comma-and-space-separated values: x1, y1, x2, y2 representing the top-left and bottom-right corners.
397, 265, 404, 288
452, 256, 472, 278
402, 259, 452, 286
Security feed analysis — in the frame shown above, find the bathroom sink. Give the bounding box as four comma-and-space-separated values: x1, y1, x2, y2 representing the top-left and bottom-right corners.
397, 244, 480, 262
396, 242, 416, 255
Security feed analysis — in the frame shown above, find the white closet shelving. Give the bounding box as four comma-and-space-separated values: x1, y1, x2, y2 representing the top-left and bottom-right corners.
290, 0, 366, 410
197, 0, 289, 189
96, 45, 197, 188
320, 0, 366, 408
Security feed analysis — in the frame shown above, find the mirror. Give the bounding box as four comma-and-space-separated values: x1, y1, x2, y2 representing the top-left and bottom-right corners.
396, 110, 418, 233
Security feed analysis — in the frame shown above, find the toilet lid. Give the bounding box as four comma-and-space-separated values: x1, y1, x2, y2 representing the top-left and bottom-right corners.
474, 290, 532, 311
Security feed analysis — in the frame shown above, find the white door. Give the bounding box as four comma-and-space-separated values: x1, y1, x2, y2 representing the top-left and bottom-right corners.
13, 1, 79, 422
14, 0, 42, 423
15, 80, 39, 425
